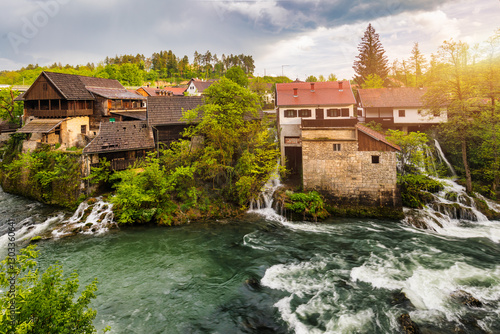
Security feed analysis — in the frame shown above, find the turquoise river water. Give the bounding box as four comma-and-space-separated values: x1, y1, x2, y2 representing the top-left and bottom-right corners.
1, 185, 500, 333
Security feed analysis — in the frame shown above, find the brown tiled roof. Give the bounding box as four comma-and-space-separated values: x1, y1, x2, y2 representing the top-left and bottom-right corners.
147, 96, 204, 126
358, 87, 428, 108
356, 123, 400, 151
17, 118, 64, 133
83, 120, 154, 154
40, 71, 143, 101
276, 81, 356, 107
13, 92, 25, 101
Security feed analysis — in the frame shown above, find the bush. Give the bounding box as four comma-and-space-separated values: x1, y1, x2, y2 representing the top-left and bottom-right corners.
399, 174, 444, 208
284, 191, 329, 221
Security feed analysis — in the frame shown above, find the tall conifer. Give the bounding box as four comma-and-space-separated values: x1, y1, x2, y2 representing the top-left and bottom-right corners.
353, 24, 389, 86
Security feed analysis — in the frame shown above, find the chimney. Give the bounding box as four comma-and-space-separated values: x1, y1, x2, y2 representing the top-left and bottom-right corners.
293, 88, 298, 97
310, 82, 315, 92
147, 84, 150, 87
338, 81, 343, 91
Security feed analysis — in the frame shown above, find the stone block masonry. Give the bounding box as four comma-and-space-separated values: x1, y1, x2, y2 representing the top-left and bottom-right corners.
302, 131, 400, 207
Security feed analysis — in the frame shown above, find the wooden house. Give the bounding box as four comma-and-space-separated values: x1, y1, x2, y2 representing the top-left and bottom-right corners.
147, 96, 204, 147
357, 87, 447, 132
83, 120, 155, 171
275, 81, 357, 174
16, 71, 146, 150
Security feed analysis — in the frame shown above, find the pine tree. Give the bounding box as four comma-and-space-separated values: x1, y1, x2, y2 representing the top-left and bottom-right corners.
353, 23, 389, 86
409, 42, 427, 87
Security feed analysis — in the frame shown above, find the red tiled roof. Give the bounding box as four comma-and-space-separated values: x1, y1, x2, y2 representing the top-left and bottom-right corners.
356, 123, 400, 151
276, 81, 356, 107
358, 87, 427, 108
166, 87, 187, 96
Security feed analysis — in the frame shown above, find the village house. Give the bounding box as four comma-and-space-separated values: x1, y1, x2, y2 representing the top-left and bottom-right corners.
301, 122, 401, 207
357, 87, 447, 132
185, 79, 216, 96
275, 81, 357, 174
16, 71, 146, 151
147, 95, 204, 147
136, 86, 186, 97
82, 120, 155, 171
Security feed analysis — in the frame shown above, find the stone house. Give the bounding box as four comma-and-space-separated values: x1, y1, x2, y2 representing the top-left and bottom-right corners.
357, 87, 447, 132
302, 123, 401, 207
275, 81, 357, 174
16, 71, 146, 151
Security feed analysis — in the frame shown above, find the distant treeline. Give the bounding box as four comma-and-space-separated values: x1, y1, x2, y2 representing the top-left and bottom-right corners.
0, 50, 256, 87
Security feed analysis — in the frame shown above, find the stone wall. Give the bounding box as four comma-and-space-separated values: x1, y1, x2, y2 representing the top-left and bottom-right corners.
302, 128, 400, 207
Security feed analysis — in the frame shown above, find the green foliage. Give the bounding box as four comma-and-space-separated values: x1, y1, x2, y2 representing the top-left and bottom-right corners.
386, 130, 429, 176
225, 66, 249, 87
0, 88, 23, 123
84, 158, 112, 185
361, 74, 384, 88
0, 245, 108, 333
305, 75, 318, 82
110, 78, 281, 225
284, 191, 329, 221
0, 148, 83, 208
362, 121, 384, 133
399, 174, 444, 208
0, 133, 27, 164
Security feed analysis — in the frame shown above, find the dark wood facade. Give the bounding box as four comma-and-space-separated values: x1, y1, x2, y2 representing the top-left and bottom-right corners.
357, 130, 398, 152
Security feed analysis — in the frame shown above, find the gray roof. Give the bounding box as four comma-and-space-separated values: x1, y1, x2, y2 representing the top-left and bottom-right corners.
17, 119, 64, 133
147, 96, 204, 126
87, 87, 146, 100
83, 120, 155, 154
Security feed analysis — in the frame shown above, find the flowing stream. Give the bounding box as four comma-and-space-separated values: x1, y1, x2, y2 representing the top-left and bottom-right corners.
1, 174, 500, 333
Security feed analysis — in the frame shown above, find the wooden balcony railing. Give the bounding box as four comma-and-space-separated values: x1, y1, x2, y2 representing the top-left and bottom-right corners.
301, 118, 358, 128
26, 109, 94, 117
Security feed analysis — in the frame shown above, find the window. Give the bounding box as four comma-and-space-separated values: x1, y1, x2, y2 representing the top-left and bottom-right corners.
42, 83, 48, 91
399, 109, 406, 117
298, 109, 311, 117
333, 144, 341, 151
284, 109, 297, 118
372, 155, 380, 164
341, 108, 350, 117
81, 125, 87, 134
327, 108, 340, 117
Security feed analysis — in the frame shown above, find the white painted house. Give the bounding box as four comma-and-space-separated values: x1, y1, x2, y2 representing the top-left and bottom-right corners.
357, 87, 447, 132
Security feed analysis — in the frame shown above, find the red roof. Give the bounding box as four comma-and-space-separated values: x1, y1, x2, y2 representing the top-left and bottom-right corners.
276, 81, 356, 107
356, 123, 400, 151
166, 87, 187, 96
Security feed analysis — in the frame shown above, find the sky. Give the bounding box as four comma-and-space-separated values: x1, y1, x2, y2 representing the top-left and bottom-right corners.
0, 0, 498, 81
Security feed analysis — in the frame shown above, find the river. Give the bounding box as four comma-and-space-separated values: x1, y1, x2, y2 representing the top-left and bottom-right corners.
1, 185, 500, 333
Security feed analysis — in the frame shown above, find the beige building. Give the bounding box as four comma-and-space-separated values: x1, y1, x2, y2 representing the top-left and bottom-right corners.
302, 123, 401, 207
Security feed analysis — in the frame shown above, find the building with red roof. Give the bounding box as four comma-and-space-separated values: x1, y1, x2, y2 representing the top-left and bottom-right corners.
275, 80, 357, 173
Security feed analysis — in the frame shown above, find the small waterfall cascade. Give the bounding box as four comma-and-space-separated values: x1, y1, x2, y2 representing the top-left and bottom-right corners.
248, 170, 287, 223
51, 197, 117, 238
405, 141, 500, 242
434, 139, 457, 177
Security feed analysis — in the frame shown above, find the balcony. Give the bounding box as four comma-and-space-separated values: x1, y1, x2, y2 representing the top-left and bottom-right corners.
26, 109, 94, 118
364, 117, 395, 126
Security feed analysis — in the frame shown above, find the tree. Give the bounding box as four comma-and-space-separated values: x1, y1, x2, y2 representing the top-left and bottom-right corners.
184, 77, 280, 205
386, 129, 429, 176
318, 75, 326, 82
0, 88, 23, 124
353, 23, 389, 86
0, 245, 107, 333
409, 42, 427, 87
361, 74, 384, 88
327, 73, 338, 81
305, 75, 318, 82
225, 66, 248, 87
424, 39, 475, 192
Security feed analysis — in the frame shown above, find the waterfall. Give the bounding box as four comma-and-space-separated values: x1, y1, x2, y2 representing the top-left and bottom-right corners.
248, 169, 287, 223
434, 139, 457, 177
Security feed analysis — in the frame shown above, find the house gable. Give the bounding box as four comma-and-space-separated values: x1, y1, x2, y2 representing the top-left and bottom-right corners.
22, 73, 65, 101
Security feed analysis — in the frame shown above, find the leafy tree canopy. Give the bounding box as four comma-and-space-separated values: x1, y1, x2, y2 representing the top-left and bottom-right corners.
225, 66, 249, 87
